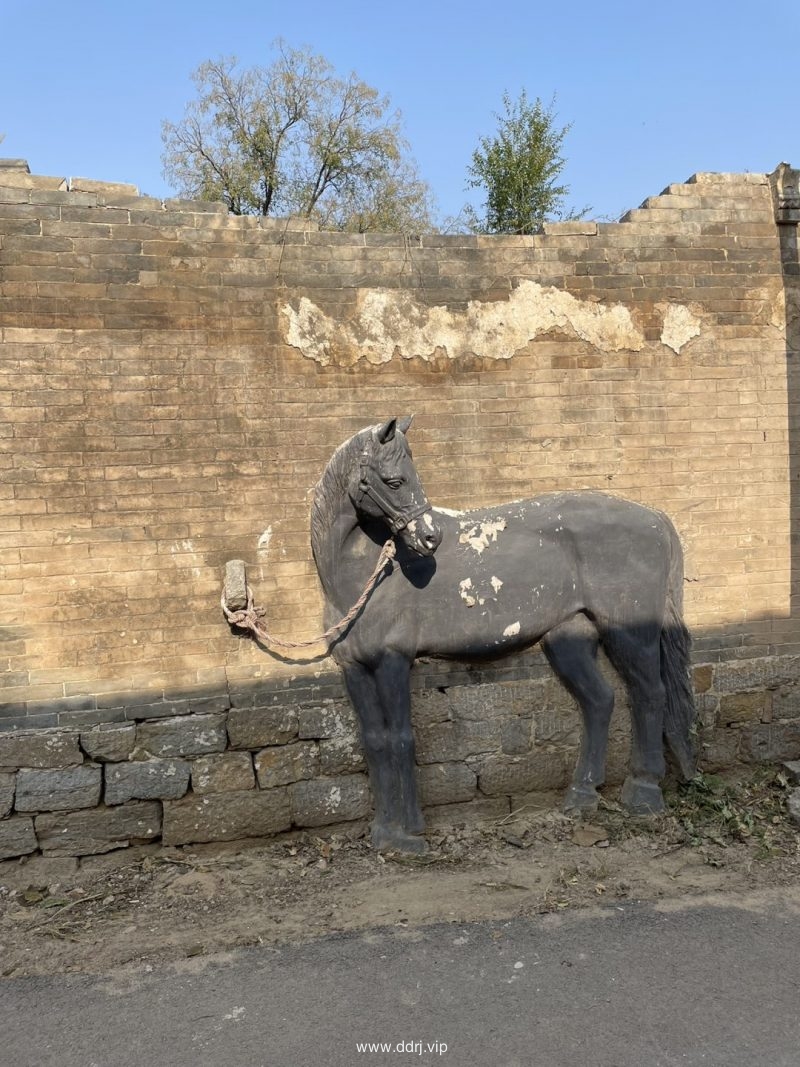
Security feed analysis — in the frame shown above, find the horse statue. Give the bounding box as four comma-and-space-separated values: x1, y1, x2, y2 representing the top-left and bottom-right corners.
308, 417, 696, 853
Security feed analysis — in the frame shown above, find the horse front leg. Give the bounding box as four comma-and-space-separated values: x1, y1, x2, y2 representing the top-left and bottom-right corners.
374, 650, 426, 848
342, 663, 396, 848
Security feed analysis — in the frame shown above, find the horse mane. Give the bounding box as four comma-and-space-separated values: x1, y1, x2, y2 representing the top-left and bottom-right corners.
310, 426, 372, 560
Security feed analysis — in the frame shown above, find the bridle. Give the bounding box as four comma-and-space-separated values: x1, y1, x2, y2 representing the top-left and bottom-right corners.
355, 448, 432, 535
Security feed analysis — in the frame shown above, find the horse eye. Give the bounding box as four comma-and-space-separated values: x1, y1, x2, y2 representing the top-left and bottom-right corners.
384, 477, 404, 489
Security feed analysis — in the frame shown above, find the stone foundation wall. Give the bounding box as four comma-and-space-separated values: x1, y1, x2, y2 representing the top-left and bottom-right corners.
2, 652, 799, 859
1, 158, 799, 857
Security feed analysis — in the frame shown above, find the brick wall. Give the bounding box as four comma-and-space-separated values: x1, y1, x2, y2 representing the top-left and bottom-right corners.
1, 158, 798, 857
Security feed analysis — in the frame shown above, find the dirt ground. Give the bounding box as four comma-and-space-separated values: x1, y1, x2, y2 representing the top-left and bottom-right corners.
1, 767, 798, 979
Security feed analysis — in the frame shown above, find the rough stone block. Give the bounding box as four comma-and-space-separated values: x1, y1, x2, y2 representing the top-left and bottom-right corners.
692, 665, 714, 694
318, 733, 365, 776
532, 706, 582, 745
135, 714, 227, 758
35, 802, 161, 856
162, 788, 291, 845
700, 729, 741, 773
192, 753, 255, 794
718, 691, 768, 725
105, 758, 190, 804
223, 559, 248, 612
783, 760, 800, 785
255, 741, 319, 789
772, 686, 800, 721
423, 796, 510, 828
15, 765, 102, 812
290, 775, 371, 828
501, 717, 533, 755
415, 719, 502, 764
410, 690, 453, 728
80, 723, 136, 762
0, 816, 38, 860
739, 722, 800, 763
477, 750, 570, 796
417, 762, 477, 806
713, 657, 800, 694
227, 707, 298, 749
0, 772, 13, 817
788, 789, 800, 827
0, 730, 82, 770
298, 702, 356, 740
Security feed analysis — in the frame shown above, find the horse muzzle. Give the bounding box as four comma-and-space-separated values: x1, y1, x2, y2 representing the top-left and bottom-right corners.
397, 511, 443, 556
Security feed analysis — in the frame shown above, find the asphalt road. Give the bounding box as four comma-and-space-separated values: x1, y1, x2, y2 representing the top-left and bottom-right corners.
3, 891, 800, 1067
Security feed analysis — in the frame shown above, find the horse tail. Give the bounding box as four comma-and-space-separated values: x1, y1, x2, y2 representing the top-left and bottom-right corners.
660, 526, 697, 780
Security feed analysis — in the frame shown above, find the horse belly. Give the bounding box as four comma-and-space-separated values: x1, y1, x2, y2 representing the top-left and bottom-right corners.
416, 566, 578, 660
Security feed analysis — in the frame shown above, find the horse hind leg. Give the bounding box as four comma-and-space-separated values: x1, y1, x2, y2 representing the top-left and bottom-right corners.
543, 616, 614, 814
601, 625, 667, 816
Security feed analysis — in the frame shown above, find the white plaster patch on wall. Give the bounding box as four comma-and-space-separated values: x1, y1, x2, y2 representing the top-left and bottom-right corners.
257, 526, 273, 552
283, 280, 646, 367
659, 303, 702, 353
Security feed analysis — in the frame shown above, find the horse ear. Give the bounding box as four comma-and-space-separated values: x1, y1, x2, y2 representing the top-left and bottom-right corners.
397, 415, 414, 435
376, 418, 397, 444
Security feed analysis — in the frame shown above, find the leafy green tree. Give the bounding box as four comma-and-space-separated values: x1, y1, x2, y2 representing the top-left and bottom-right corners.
465, 91, 585, 234
161, 42, 435, 233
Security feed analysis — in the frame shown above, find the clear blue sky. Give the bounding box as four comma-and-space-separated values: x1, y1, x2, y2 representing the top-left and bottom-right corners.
2, 0, 798, 224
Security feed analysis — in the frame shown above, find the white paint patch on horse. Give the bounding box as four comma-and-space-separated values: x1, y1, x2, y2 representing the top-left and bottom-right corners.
434, 506, 466, 517
503, 622, 521, 637
491, 576, 504, 593
423, 513, 435, 530
407, 520, 418, 534
458, 518, 507, 554
459, 577, 477, 608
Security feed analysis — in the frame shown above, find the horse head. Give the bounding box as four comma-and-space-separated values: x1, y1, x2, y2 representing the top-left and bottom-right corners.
351, 417, 443, 557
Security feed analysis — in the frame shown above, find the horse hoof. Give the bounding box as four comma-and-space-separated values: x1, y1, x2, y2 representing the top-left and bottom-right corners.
563, 784, 600, 813
620, 777, 665, 816
371, 824, 429, 855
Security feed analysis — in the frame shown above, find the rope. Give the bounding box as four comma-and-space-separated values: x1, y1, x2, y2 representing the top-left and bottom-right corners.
220, 539, 397, 652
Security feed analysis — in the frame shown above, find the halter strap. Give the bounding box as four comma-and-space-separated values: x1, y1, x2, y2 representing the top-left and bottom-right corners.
356, 451, 432, 534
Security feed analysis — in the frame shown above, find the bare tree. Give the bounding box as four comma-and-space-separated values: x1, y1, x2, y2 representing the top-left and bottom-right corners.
162, 43, 435, 232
